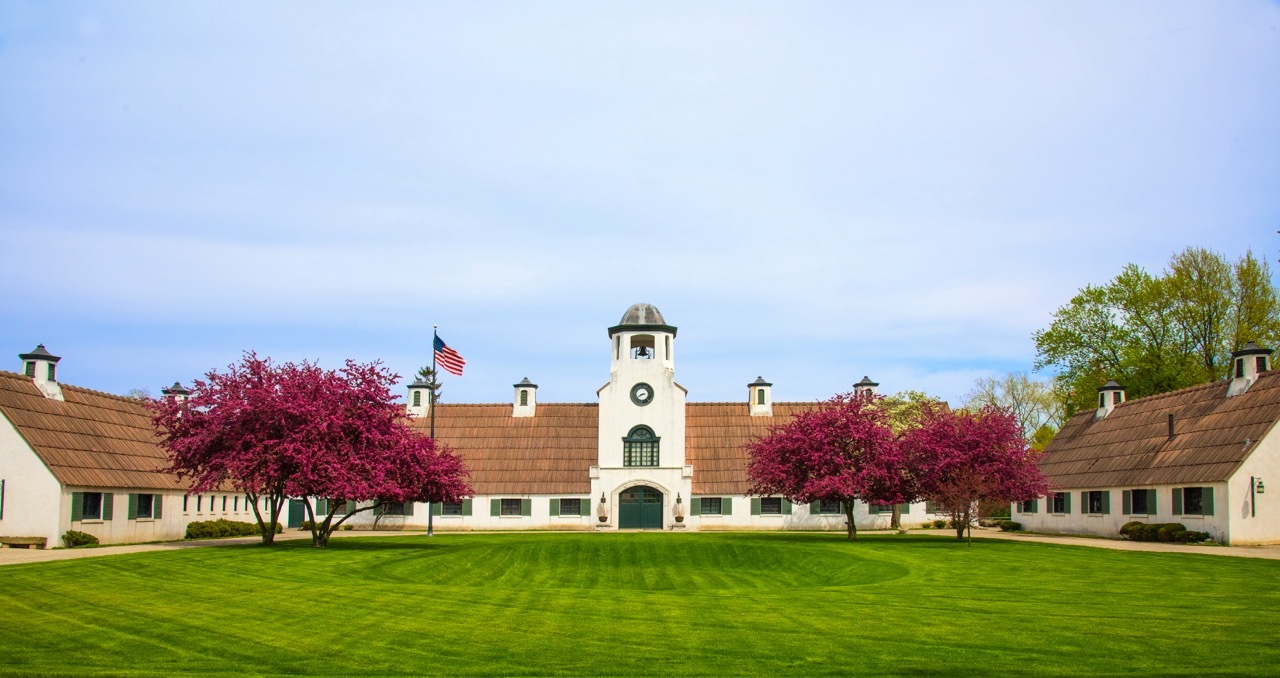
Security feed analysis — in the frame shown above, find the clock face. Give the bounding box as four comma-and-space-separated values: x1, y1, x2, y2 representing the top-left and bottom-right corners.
630, 382, 654, 406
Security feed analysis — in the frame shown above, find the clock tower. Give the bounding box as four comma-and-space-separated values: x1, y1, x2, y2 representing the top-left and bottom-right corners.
593, 304, 690, 529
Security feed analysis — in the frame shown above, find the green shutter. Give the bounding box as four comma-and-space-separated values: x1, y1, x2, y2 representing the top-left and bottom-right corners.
128, 493, 139, 520
722, 497, 732, 515
1122, 490, 1132, 515
550, 498, 561, 517
1172, 488, 1183, 515
345, 500, 356, 514
71, 492, 84, 521
690, 499, 701, 516
1064, 492, 1072, 514
751, 498, 761, 515
521, 498, 531, 517
316, 499, 328, 516
1203, 487, 1214, 516
1030, 499, 1038, 514
431, 501, 442, 516
809, 500, 820, 515
491, 498, 501, 516
463, 498, 473, 516
898, 503, 910, 515
1101, 491, 1110, 515
1147, 489, 1156, 515
403, 501, 414, 516
579, 498, 590, 517
1081, 492, 1089, 514
868, 504, 881, 515
782, 499, 792, 515
153, 495, 163, 520
102, 493, 113, 521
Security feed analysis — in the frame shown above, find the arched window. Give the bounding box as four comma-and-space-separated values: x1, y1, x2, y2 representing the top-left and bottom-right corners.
623, 425, 659, 467
630, 334, 655, 360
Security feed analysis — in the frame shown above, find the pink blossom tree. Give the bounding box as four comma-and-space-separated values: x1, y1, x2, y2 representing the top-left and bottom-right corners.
903, 405, 1048, 543
149, 353, 472, 546
746, 391, 899, 540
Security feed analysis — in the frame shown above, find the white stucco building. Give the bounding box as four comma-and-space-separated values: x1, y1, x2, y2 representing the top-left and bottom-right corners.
1017, 343, 1280, 545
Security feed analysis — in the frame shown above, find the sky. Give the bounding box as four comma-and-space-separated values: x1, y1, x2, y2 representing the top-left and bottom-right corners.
1, 2, 1278, 407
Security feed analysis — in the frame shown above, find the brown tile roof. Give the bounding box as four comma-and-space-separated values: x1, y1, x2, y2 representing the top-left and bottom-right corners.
0, 371, 185, 491
412, 403, 599, 495
687, 403, 815, 495
1037, 372, 1280, 489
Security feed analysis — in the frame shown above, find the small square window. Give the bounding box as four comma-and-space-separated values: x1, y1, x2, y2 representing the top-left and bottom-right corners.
1051, 493, 1067, 514
382, 502, 405, 516
818, 499, 842, 515
1183, 487, 1204, 515
82, 492, 103, 520
23, 361, 35, 378
501, 498, 522, 516
442, 501, 463, 515
1130, 490, 1148, 515
1019, 499, 1037, 513
759, 497, 782, 515
1087, 491, 1104, 514
559, 498, 581, 516
700, 497, 722, 515
137, 494, 154, 519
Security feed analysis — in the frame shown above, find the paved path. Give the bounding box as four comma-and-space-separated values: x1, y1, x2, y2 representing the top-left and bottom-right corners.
917, 527, 1280, 560
0, 530, 422, 566
4, 528, 1279, 566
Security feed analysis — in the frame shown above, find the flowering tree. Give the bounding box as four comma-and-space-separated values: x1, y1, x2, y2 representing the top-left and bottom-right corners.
149, 353, 472, 546
903, 405, 1048, 542
746, 391, 899, 540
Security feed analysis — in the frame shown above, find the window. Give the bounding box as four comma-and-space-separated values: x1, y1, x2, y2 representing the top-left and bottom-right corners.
520, 390, 528, 406
137, 494, 154, 519
413, 391, 422, 407
197, 495, 202, 512
925, 501, 942, 514
1175, 487, 1214, 516
501, 498, 523, 516
23, 361, 35, 378
630, 334, 655, 359
47, 363, 56, 381
222, 496, 227, 511
234, 496, 239, 512
757, 388, 766, 405
184, 495, 189, 512
623, 426, 659, 467
558, 498, 581, 516
1051, 492, 1070, 514
1112, 391, 1122, 405
818, 499, 842, 515
381, 502, 406, 516
1124, 489, 1155, 515
1085, 490, 1109, 514
700, 497, 723, 515
82, 492, 103, 520
1019, 499, 1038, 513
759, 497, 783, 515
1236, 358, 1245, 378
442, 501, 463, 516
1259, 356, 1268, 373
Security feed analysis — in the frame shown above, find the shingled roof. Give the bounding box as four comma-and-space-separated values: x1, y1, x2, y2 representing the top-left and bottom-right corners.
687, 403, 812, 495
412, 403, 599, 495
1037, 372, 1280, 489
0, 370, 185, 491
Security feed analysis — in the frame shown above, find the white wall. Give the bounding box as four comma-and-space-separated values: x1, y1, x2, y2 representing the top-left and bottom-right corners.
0, 411, 63, 546
1225, 432, 1280, 545
1013, 484, 1233, 543
65, 488, 191, 545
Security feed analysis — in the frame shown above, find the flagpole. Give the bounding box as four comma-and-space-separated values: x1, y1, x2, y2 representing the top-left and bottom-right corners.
428, 324, 438, 538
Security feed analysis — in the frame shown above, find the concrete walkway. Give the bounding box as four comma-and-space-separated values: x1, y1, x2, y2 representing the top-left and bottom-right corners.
916, 527, 1280, 560
0, 530, 423, 566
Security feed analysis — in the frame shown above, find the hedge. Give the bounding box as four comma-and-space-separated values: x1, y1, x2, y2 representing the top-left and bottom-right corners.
62, 530, 98, 548
185, 519, 282, 539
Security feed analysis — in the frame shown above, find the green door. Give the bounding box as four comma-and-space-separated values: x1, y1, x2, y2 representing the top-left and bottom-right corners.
619, 486, 663, 529
288, 499, 306, 528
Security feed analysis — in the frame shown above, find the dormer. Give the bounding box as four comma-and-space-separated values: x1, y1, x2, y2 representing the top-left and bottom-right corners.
406, 379, 433, 418
1227, 342, 1273, 397
854, 376, 879, 397
748, 376, 773, 416
19, 344, 63, 401
513, 377, 538, 417
1096, 380, 1125, 419
160, 381, 190, 404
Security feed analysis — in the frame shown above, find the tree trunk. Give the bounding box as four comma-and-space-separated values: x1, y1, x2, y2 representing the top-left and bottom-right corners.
953, 509, 965, 541
844, 499, 858, 541
890, 505, 901, 529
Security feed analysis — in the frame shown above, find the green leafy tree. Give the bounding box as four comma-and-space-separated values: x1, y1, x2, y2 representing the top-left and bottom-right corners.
963, 373, 1063, 450
1035, 247, 1280, 412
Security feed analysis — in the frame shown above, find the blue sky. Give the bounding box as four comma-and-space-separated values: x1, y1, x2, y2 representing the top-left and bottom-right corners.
1, 2, 1278, 406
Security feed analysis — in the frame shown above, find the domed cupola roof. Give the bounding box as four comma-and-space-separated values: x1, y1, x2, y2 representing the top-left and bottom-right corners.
608, 303, 678, 337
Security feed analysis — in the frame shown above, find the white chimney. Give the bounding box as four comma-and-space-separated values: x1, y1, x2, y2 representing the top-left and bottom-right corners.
19, 344, 63, 401
1227, 342, 1273, 397
1096, 380, 1125, 419
513, 377, 538, 417
748, 376, 773, 416
406, 379, 433, 418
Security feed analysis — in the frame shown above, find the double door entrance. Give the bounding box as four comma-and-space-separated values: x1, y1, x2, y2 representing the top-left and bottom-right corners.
618, 486, 663, 529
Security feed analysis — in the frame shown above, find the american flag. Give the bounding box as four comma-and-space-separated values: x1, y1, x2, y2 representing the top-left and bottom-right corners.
434, 335, 466, 376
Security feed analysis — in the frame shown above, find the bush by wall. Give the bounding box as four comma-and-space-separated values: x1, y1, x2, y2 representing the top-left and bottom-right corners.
998, 521, 1021, 532
185, 519, 280, 540
1118, 522, 1186, 542
62, 530, 98, 548
1173, 530, 1210, 543
933, 519, 947, 529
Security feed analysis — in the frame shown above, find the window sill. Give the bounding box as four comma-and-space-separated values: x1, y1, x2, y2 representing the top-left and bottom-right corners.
499, 515, 525, 519
134, 518, 155, 523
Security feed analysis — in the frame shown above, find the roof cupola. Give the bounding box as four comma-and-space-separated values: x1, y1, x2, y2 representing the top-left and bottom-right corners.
19, 344, 63, 401
160, 381, 190, 403
514, 377, 538, 417
1096, 380, 1125, 419
1228, 342, 1273, 397
854, 376, 879, 397
608, 303, 677, 374
406, 378, 433, 418
748, 376, 773, 416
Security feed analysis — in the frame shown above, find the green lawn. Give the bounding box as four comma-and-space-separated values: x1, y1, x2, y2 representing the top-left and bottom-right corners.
1, 532, 1277, 676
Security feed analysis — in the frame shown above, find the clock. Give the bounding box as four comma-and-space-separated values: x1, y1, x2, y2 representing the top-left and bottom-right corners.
630, 382, 654, 406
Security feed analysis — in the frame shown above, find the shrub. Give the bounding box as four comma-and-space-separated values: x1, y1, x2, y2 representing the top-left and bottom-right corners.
185, 519, 268, 540
342, 524, 353, 531
1173, 530, 1210, 544
1139, 523, 1162, 542
1157, 524, 1186, 543
998, 520, 1021, 532
62, 530, 98, 548
933, 519, 947, 529
1119, 521, 1144, 540
298, 520, 317, 531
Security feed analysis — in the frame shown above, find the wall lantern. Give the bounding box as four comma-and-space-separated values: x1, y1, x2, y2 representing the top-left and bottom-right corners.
1257, 478, 1266, 494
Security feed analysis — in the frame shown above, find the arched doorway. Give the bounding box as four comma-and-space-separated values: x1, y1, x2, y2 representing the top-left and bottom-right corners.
618, 486, 663, 529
